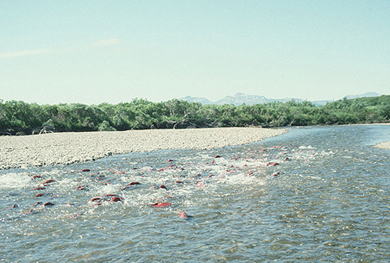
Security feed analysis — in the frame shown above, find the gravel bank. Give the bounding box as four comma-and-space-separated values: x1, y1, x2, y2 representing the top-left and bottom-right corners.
0, 127, 286, 169
375, 141, 390, 150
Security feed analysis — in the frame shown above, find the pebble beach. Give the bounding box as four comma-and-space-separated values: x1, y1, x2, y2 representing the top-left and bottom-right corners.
0, 127, 286, 169
375, 141, 390, 150
374, 123, 390, 150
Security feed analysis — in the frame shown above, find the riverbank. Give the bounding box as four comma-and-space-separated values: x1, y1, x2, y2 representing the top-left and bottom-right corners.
375, 141, 390, 150
374, 123, 390, 149
0, 127, 286, 169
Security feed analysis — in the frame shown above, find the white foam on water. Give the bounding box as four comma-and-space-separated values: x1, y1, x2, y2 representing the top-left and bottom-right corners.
220, 172, 266, 186
299, 145, 315, 149
0, 172, 31, 189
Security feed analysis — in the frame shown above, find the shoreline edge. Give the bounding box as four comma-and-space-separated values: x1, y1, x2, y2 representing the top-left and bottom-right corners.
0, 127, 286, 169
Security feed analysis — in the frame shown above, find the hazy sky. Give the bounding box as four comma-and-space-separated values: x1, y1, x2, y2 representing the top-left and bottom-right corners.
1, 1, 389, 105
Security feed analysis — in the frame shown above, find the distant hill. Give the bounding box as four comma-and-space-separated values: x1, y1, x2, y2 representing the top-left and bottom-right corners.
344, 92, 382, 100
311, 100, 332, 106
180, 96, 213, 105
214, 93, 305, 106
181, 92, 383, 106
182, 93, 304, 106
215, 93, 272, 105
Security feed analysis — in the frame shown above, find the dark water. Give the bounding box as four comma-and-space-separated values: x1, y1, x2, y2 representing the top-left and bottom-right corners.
1, 125, 390, 262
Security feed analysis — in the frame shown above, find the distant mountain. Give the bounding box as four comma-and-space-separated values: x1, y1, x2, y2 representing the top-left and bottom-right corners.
312, 92, 383, 106
181, 92, 383, 106
344, 92, 382, 100
182, 93, 304, 106
311, 100, 332, 106
180, 96, 213, 105
215, 93, 270, 105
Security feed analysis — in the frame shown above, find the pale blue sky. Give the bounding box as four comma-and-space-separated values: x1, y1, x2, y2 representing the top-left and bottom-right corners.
1, 1, 389, 104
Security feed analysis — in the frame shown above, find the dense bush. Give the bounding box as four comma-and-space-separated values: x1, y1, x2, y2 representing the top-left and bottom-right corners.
0, 96, 389, 135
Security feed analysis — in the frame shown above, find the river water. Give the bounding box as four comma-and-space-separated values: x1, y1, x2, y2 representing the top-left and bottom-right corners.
1, 125, 390, 262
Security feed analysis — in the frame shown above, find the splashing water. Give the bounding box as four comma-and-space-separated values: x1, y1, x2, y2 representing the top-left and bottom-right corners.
1, 125, 390, 262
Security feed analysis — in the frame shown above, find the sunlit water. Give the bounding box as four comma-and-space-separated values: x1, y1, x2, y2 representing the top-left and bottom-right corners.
1, 125, 390, 262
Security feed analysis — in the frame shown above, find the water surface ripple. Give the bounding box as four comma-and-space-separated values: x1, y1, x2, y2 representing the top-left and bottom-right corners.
1, 125, 390, 262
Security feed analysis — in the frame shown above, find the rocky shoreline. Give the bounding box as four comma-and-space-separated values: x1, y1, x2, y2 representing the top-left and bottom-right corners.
0, 127, 286, 169
375, 141, 390, 150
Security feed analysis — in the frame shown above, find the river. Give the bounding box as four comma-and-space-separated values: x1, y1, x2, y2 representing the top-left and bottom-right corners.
1, 125, 390, 262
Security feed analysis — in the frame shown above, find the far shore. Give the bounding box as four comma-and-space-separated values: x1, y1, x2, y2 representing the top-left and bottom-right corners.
0, 127, 286, 170
375, 141, 390, 150
373, 123, 390, 149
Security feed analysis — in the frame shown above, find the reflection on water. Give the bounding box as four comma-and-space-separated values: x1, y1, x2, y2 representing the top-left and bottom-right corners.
1, 125, 390, 262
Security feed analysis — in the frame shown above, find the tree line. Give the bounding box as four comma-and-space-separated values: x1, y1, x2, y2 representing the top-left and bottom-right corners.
0, 95, 389, 135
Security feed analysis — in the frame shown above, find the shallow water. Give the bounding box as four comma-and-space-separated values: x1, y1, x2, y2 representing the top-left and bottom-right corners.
1, 125, 390, 262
